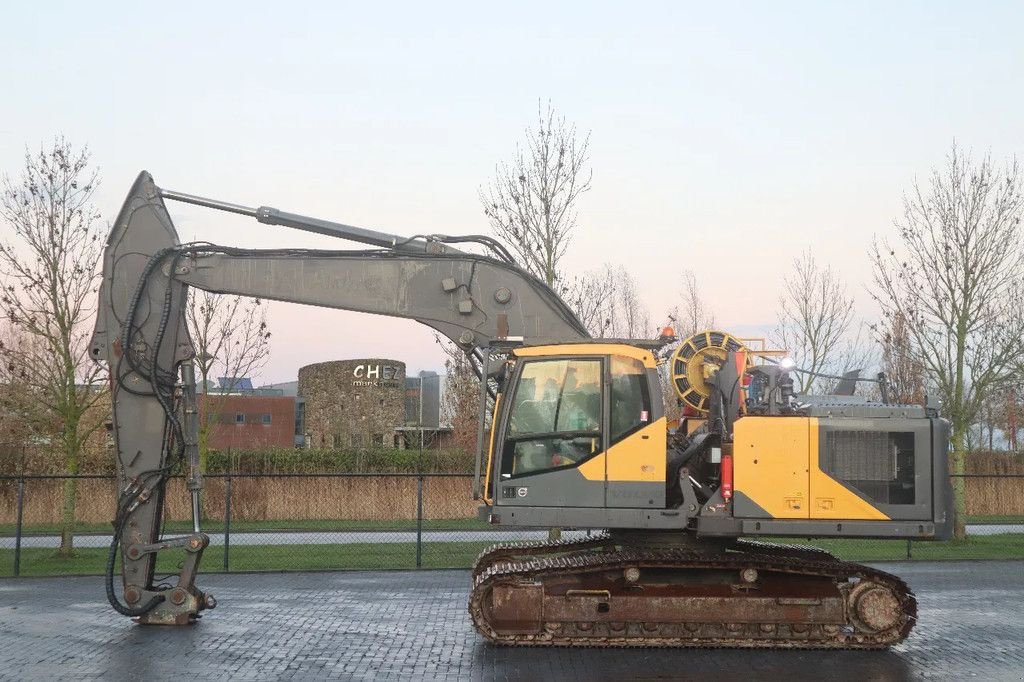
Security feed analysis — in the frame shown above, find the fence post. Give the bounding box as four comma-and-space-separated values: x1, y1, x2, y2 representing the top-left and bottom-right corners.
14, 474, 25, 577
906, 539, 912, 560
415, 475, 424, 569
223, 472, 232, 573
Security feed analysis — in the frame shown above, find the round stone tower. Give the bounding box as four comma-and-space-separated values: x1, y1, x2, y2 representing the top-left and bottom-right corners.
298, 359, 406, 449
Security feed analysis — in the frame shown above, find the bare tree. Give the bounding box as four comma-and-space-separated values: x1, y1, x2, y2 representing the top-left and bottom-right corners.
876, 311, 926, 405
816, 323, 881, 398
437, 338, 480, 456
669, 270, 716, 337
480, 100, 592, 288
612, 267, 651, 339
560, 264, 650, 338
975, 391, 1006, 451
187, 290, 271, 472
561, 266, 617, 336
870, 144, 1024, 538
0, 138, 107, 555
991, 387, 1022, 452
558, 264, 651, 339
773, 251, 855, 393
0, 324, 44, 471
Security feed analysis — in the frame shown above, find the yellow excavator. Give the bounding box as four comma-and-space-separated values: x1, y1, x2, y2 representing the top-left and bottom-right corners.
92, 172, 952, 648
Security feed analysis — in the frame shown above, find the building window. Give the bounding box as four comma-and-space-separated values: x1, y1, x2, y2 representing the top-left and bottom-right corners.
371, 433, 384, 447
235, 413, 245, 424
261, 414, 272, 425
351, 433, 365, 448
295, 401, 305, 437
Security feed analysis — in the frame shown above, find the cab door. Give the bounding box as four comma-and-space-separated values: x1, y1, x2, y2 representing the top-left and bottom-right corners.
601, 355, 666, 508
494, 356, 607, 508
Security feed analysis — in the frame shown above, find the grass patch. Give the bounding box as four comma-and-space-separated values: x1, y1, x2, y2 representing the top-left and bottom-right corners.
783, 534, 1024, 562
0, 541, 496, 578
1, 535, 1021, 578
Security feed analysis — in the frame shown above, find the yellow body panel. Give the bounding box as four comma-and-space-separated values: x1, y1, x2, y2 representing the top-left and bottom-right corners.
514, 344, 657, 369
733, 416, 891, 521
808, 421, 889, 520
685, 418, 706, 435
577, 417, 667, 482
733, 417, 810, 518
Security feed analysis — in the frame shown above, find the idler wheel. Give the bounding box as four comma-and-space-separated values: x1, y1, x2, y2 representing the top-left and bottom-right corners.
850, 582, 902, 633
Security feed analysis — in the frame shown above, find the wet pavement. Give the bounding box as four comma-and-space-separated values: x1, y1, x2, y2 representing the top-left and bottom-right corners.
0, 561, 1021, 681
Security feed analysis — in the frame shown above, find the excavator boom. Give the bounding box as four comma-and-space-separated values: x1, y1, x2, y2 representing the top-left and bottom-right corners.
90, 171, 590, 624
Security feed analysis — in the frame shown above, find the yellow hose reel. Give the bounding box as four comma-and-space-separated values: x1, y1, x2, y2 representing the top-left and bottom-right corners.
670, 330, 749, 414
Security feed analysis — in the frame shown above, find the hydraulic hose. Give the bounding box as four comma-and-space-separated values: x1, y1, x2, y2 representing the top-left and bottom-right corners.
104, 521, 164, 617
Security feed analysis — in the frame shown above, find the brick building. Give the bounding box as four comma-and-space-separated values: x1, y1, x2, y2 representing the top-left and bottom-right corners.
197, 359, 448, 452
199, 394, 296, 450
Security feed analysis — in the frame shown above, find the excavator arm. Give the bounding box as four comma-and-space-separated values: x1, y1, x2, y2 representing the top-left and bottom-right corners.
90, 171, 589, 624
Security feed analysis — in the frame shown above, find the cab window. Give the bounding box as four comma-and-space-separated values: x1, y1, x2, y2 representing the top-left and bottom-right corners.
610, 355, 652, 444
502, 358, 602, 478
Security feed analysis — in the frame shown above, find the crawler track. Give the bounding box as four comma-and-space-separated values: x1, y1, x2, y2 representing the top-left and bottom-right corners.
471, 532, 614, 580
469, 538, 915, 649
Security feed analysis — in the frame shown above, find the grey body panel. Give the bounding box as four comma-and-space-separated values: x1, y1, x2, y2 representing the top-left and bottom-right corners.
731, 490, 771, 519
930, 418, 954, 540
804, 404, 927, 419
736, 519, 939, 539
605, 481, 664, 508
496, 467, 604, 508
697, 514, 944, 541
814, 416, 933, 521
479, 504, 691, 530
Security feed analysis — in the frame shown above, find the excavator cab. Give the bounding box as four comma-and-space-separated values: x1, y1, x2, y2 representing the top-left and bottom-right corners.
485, 344, 666, 512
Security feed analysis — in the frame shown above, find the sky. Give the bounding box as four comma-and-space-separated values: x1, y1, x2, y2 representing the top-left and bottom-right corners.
2, 1, 1022, 383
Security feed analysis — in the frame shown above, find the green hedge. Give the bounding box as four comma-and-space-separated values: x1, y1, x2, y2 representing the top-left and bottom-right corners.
206, 447, 475, 474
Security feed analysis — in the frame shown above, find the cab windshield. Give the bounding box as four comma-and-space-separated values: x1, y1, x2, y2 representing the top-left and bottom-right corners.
502, 358, 603, 478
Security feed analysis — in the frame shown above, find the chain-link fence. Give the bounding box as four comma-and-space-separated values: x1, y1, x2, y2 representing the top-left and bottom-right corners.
1, 472, 1022, 577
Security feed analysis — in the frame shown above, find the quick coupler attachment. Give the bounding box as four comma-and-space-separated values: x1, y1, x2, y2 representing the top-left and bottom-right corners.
123, 532, 215, 625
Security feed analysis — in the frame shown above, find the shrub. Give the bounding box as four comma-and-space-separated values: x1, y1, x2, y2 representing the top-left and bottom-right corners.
205, 447, 475, 474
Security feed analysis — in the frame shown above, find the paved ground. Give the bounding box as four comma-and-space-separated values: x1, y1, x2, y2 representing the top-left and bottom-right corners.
5, 525, 1019, 549
1, 562, 1022, 681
